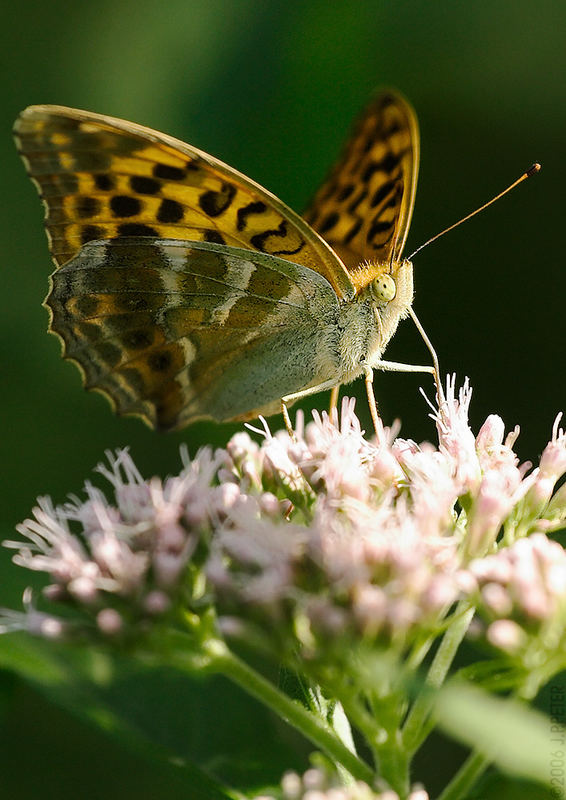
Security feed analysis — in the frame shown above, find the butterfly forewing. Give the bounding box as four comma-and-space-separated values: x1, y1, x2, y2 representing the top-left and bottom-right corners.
47, 238, 341, 429
14, 105, 355, 300
304, 91, 419, 289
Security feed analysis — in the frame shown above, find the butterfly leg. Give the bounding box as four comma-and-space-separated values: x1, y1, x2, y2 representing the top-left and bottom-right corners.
281, 378, 342, 436
363, 367, 381, 435
280, 400, 294, 438
329, 385, 340, 415
366, 360, 435, 436
408, 307, 445, 406
374, 360, 435, 374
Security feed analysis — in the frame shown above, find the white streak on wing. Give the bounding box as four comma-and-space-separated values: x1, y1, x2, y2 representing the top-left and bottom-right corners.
178, 336, 197, 366
155, 244, 310, 334
208, 255, 255, 325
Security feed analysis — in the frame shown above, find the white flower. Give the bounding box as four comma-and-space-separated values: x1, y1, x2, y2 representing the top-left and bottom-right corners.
431, 376, 481, 494
255, 765, 429, 800
0, 588, 65, 638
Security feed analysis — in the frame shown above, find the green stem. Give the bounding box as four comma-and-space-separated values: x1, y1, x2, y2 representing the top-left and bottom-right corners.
308, 687, 358, 787
377, 736, 409, 798
329, 685, 409, 796
402, 603, 475, 754
406, 634, 436, 672
436, 751, 489, 800
334, 690, 384, 764
171, 638, 374, 784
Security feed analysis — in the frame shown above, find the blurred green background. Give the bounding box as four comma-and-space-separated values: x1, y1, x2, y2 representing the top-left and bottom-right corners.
1, 1, 564, 797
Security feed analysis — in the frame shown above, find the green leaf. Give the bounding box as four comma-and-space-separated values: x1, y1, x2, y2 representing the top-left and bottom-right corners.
473, 772, 555, 800
0, 633, 68, 684
435, 682, 553, 786
0, 634, 307, 794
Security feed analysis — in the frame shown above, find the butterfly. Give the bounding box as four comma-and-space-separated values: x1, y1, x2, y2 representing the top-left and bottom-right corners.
14, 91, 435, 432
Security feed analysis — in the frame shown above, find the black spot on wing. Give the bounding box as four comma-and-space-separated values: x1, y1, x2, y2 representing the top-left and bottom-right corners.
367, 219, 394, 246
156, 198, 184, 223
343, 218, 363, 245
153, 164, 186, 181
336, 184, 354, 201
75, 295, 100, 317
95, 341, 122, 368
121, 329, 155, 350
81, 224, 104, 245
318, 211, 340, 235
347, 188, 368, 214
378, 94, 396, 110
111, 195, 142, 217
117, 223, 159, 237
76, 196, 100, 218
370, 180, 395, 208
130, 176, 161, 195
94, 174, 114, 191
362, 153, 399, 183
236, 201, 267, 231
250, 220, 305, 255
384, 120, 402, 137
198, 183, 237, 217
148, 351, 172, 373
204, 230, 226, 245
361, 134, 374, 154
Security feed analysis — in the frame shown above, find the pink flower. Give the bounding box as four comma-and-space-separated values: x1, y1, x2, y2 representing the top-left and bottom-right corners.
295, 398, 375, 501
527, 414, 566, 511
486, 619, 526, 652
3, 448, 225, 636
468, 533, 566, 652
256, 766, 429, 799
431, 376, 481, 494
394, 443, 459, 538
0, 588, 66, 639
465, 466, 536, 557
3, 381, 565, 665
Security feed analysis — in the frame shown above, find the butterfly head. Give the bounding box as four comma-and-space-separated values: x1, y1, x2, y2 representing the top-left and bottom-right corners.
369, 271, 397, 304
357, 257, 413, 310
365, 257, 414, 332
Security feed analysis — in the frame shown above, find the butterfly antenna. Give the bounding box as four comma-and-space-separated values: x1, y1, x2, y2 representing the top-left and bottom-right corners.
407, 162, 541, 261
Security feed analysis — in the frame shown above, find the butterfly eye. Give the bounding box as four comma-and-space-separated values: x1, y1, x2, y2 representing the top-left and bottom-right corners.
371, 274, 396, 302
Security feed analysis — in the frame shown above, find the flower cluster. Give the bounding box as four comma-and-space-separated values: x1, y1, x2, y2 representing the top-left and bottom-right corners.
253, 767, 429, 800
2, 447, 225, 638
2, 380, 566, 672
469, 533, 566, 655
210, 405, 467, 659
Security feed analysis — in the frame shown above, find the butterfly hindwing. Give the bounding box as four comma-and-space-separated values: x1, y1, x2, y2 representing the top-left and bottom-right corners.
304, 91, 419, 288
47, 239, 340, 429
14, 105, 355, 300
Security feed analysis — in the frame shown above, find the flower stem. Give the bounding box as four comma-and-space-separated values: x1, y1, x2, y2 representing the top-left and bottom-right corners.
402, 603, 475, 754
170, 637, 375, 784
328, 684, 409, 796
216, 647, 375, 783
436, 751, 490, 800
